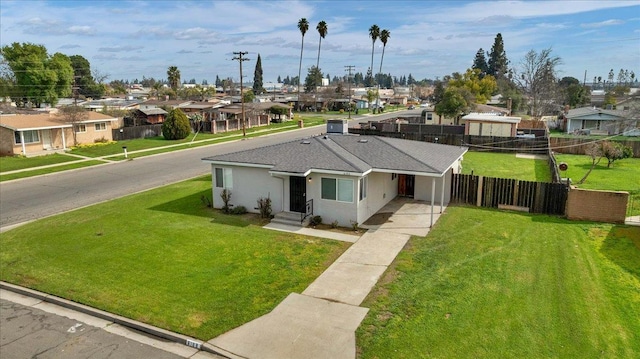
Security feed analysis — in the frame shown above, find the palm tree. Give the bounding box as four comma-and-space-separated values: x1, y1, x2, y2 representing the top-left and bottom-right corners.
167, 66, 180, 94
368, 24, 380, 86
375, 29, 390, 111
297, 18, 309, 111
315, 21, 328, 111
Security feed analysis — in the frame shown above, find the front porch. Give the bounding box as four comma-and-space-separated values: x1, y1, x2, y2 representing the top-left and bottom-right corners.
360, 196, 446, 237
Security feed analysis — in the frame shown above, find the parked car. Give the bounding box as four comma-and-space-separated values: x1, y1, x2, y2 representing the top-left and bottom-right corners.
408, 105, 415, 110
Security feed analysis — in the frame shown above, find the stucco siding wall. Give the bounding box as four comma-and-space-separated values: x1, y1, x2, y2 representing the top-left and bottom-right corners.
414, 173, 450, 204
211, 166, 283, 213
356, 172, 397, 225
75, 122, 113, 145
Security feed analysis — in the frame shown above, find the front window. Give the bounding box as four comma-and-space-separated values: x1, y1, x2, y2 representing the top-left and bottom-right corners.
321, 177, 353, 202
14, 130, 39, 144
95, 122, 107, 131
75, 124, 86, 133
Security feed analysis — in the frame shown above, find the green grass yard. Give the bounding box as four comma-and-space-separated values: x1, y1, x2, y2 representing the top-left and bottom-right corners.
0, 153, 80, 172
0, 176, 350, 340
555, 154, 640, 216
357, 206, 640, 358
461, 151, 552, 182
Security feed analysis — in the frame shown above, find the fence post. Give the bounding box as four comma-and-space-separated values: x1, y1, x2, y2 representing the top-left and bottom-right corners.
476, 176, 484, 207
513, 180, 519, 206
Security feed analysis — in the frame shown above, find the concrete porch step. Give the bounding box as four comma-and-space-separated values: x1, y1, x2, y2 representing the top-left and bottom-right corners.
271, 211, 310, 227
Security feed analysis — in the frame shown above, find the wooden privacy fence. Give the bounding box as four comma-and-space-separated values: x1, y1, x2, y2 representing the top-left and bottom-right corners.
451, 173, 568, 215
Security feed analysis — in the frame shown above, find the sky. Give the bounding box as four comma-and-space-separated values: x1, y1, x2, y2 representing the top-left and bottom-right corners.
1, 0, 639, 85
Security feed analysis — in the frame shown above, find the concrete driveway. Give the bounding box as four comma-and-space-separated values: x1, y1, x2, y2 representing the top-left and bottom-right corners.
208, 197, 444, 359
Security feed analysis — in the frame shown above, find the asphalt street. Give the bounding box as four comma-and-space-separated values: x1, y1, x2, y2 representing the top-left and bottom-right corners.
0, 298, 196, 359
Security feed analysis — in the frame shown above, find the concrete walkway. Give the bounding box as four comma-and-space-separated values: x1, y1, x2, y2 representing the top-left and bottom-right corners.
208, 198, 444, 359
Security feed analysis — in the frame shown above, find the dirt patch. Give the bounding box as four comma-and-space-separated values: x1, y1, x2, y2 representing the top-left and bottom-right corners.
363, 212, 394, 225
311, 223, 366, 235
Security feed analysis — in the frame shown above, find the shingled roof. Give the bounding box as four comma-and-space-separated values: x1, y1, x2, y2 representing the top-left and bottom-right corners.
202, 134, 467, 177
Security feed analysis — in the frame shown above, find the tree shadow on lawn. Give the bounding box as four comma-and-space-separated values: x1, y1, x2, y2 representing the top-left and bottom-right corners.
147, 188, 253, 227
600, 225, 640, 281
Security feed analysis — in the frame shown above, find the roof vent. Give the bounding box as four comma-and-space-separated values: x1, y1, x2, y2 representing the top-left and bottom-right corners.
301, 140, 311, 144
323, 135, 329, 139
358, 139, 368, 143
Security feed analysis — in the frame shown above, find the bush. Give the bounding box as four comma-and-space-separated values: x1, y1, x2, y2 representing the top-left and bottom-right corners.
231, 206, 247, 215
310, 215, 322, 226
220, 189, 232, 214
257, 196, 272, 218
331, 220, 339, 228
162, 108, 191, 140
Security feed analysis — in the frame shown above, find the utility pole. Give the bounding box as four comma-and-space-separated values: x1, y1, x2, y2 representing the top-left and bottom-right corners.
344, 65, 355, 120
232, 51, 249, 136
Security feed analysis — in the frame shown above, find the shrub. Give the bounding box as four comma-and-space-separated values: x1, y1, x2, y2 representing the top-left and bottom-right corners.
162, 108, 191, 140
257, 196, 272, 218
331, 220, 339, 228
310, 215, 322, 226
220, 189, 232, 214
231, 205, 247, 215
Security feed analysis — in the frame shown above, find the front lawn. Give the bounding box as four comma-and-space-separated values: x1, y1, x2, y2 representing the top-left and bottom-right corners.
461, 151, 551, 182
357, 206, 640, 358
555, 154, 640, 216
0, 153, 80, 173
0, 176, 350, 340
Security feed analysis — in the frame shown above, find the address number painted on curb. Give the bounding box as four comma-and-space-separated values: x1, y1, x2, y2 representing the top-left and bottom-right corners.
186, 339, 202, 349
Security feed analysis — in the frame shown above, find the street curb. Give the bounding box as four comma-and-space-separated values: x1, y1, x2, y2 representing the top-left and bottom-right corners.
0, 281, 228, 358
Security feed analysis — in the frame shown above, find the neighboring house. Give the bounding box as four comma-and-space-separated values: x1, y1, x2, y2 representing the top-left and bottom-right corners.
0, 112, 117, 156
462, 113, 521, 137
128, 108, 168, 126
563, 106, 637, 135
82, 98, 141, 112
139, 99, 193, 111
202, 121, 467, 227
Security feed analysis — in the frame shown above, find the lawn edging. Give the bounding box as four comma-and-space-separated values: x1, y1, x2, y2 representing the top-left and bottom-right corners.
0, 281, 229, 358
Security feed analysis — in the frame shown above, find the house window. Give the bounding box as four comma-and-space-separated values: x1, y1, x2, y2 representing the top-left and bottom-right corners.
321, 177, 353, 202
359, 177, 368, 201
392, 173, 397, 180
95, 122, 107, 131
14, 130, 39, 144
75, 124, 86, 133
214, 167, 233, 189
427, 113, 433, 121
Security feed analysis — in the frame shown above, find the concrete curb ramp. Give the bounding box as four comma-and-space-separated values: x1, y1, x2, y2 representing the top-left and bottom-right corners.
208, 293, 368, 359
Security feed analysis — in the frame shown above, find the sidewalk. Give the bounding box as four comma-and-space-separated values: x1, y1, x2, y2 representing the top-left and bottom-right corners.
208, 198, 442, 359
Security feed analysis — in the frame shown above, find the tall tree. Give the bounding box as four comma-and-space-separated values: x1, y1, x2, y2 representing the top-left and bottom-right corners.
167, 66, 180, 94
297, 18, 309, 110
315, 21, 328, 70
253, 54, 264, 95
447, 68, 497, 104
375, 29, 390, 112
1, 42, 73, 107
315, 21, 328, 110
472, 48, 489, 76
368, 24, 380, 87
304, 66, 322, 93
69, 55, 104, 99
514, 48, 561, 117
487, 33, 508, 79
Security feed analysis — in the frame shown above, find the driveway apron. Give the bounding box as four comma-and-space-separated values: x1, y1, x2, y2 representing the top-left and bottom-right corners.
208, 199, 445, 359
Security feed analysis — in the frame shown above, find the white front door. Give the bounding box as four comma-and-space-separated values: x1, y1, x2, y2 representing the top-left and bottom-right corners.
41, 129, 52, 150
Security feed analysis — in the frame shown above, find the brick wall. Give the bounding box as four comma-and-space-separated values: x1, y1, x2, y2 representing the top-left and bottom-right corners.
566, 187, 629, 224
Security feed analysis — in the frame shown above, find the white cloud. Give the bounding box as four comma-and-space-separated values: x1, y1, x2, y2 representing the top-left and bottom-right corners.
581, 19, 625, 28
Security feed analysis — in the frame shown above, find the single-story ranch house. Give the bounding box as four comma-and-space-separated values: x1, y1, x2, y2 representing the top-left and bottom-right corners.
563, 106, 638, 135
0, 112, 117, 156
202, 121, 468, 227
